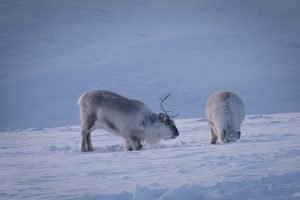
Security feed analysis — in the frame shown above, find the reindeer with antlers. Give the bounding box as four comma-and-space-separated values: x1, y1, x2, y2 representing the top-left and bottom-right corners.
78, 90, 179, 152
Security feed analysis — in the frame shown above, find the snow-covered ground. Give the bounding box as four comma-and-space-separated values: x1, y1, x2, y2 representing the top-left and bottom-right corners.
1, 113, 300, 199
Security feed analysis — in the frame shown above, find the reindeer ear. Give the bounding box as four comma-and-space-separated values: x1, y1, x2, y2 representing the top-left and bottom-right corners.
159, 113, 166, 122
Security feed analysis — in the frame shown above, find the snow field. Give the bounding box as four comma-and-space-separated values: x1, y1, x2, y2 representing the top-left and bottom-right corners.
1, 113, 300, 199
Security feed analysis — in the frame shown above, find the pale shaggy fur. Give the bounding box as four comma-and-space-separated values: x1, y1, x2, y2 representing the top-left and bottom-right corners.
206, 91, 245, 144
78, 90, 179, 152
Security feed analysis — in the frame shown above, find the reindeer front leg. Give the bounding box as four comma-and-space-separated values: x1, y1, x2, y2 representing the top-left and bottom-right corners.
131, 136, 142, 150
123, 129, 143, 151
124, 137, 142, 151
209, 121, 218, 144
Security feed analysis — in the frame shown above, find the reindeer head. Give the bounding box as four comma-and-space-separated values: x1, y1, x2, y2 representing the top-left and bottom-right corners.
221, 129, 241, 143
159, 94, 179, 139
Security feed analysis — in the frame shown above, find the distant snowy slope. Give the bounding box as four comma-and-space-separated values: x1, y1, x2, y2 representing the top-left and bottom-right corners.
0, 0, 300, 128
0, 113, 300, 199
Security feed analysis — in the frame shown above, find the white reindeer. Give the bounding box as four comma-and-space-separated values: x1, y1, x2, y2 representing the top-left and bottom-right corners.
206, 91, 245, 144
78, 90, 179, 152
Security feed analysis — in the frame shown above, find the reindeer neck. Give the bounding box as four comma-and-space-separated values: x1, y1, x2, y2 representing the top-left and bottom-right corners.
140, 113, 159, 127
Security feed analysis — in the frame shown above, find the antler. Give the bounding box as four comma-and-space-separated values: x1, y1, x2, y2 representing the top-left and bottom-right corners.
159, 94, 179, 118
160, 94, 171, 114
170, 112, 180, 118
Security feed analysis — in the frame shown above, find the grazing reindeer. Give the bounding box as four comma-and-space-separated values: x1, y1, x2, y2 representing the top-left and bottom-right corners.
206, 91, 245, 144
78, 90, 179, 152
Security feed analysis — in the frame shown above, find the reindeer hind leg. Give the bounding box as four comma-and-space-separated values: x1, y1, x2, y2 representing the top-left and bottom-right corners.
87, 133, 93, 151
210, 128, 218, 144
80, 113, 96, 152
